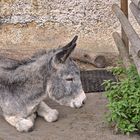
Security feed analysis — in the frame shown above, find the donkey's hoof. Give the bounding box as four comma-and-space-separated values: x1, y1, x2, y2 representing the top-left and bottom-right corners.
16, 119, 34, 132
45, 109, 59, 122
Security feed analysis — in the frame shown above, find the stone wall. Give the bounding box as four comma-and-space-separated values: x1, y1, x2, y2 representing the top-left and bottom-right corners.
0, 0, 138, 56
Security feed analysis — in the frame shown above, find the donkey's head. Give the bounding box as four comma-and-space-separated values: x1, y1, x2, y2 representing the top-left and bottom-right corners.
47, 36, 86, 108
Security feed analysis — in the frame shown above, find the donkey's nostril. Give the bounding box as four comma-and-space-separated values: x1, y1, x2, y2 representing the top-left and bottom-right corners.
82, 100, 85, 105
82, 97, 87, 105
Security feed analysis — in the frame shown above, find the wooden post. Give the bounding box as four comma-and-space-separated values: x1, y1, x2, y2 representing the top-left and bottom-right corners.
112, 4, 140, 57
130, 47, 140, 75
130, 2, 140, 25
113, 32, 131, 68
121, 0, 129, 51
113, 4, 140, 75
131, 0, 140, 9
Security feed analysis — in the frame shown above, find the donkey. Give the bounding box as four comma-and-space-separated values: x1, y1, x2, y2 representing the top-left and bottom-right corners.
0, 36, 86, 132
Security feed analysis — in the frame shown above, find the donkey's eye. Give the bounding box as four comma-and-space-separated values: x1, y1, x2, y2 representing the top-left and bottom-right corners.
66, 78, 73, 81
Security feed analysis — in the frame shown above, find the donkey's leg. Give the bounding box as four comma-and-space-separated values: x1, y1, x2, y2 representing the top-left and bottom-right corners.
4, 113, 36, 132
37, 101, 59, 122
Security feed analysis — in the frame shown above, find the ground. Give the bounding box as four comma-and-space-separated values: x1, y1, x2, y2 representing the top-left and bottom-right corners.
0, 93, 139, 140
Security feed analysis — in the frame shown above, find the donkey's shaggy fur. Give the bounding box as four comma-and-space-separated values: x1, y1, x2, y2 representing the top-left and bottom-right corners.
0, 36, 86, 132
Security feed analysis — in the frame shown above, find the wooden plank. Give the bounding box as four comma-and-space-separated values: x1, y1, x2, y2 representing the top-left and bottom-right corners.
121, 0, 129, 51
130, 46, 140, 75
113, 32, 131, 68
131, 0, 140, 9
130, 2, 140, 25
112, 4, 140, 57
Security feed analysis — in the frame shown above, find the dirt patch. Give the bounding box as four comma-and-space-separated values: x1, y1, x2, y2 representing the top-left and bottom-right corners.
0, 93, 139, 140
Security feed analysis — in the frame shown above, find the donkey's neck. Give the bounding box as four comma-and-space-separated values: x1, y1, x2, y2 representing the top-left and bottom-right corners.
33, 53, 53, 77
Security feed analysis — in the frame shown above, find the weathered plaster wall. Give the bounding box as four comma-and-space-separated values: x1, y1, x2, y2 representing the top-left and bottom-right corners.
0, 0, 132, 56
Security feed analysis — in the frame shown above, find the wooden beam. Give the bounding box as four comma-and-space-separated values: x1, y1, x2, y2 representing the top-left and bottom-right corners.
130, 2, 140, 25
71, 49, 106, 68
113, 32, 132, 68
121, 0, 129, 51
130, 46, 140, 75
131, 0, 140, 9
112, 4, 140, 57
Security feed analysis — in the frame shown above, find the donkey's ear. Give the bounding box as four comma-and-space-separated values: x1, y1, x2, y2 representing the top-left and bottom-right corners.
54, 36, 78, 63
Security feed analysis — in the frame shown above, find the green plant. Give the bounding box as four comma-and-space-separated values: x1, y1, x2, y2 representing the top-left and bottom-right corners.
104, 65, 140, 135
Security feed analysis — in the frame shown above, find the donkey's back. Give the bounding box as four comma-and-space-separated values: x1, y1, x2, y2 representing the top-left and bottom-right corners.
0, 51, 51, 115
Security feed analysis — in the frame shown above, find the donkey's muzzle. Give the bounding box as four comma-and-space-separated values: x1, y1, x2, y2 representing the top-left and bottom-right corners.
71, 93, 87, 108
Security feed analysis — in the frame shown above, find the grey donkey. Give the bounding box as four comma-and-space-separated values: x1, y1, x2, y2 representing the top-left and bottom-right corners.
0, 36, 86, 132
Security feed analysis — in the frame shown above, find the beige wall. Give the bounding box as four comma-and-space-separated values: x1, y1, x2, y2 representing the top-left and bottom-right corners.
1, 0, 138, 56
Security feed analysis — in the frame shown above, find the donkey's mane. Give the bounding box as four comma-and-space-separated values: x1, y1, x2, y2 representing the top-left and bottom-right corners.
3, 58, 35, 70
0, 49, 50, 70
